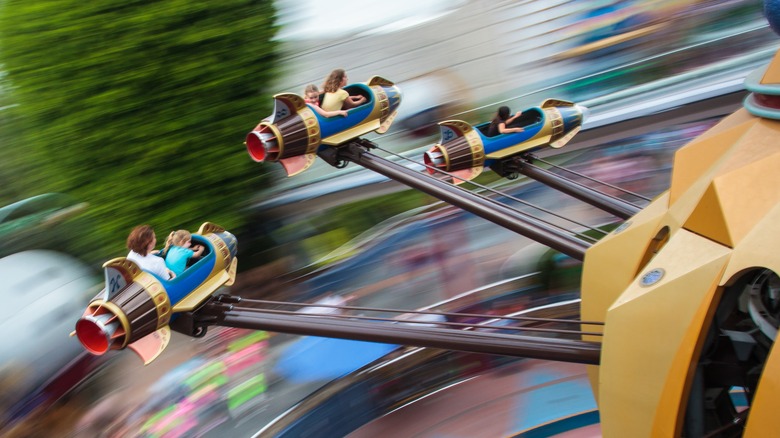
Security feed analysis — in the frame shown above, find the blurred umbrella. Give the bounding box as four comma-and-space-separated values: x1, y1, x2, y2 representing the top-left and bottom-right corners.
274, 336, 397, 383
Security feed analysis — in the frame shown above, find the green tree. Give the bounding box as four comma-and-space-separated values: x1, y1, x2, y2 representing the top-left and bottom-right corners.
0, 0, 278, 263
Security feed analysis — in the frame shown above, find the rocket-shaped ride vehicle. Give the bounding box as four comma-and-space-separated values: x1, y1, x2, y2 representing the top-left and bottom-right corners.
246, 76, 402, 176
74, 222, 237, 364
424, 99, 587, 183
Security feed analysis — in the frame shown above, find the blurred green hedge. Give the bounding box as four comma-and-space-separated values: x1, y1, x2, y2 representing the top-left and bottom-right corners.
0, 0, 279, 264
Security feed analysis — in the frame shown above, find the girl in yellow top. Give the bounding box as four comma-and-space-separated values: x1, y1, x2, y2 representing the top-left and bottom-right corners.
321, 69, 366, 112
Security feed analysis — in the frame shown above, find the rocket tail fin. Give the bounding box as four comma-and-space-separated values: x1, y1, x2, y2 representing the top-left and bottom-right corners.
280, 154, 316, 176
128, 326, 171, 365
450, 167, 483, 184
366, 76, 395, 87
437, 120, 474, 144
270, 93, 307, 123
432, 167, 483, 185
550, 126, 581, 148
540, 98, 575, 109
376, 109, 398, 134
224, 257, 238, 287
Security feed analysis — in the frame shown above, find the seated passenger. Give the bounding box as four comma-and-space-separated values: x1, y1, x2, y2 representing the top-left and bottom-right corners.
126, 225, 175, 280
163, 229, 204, 276
321, 68, 366, 111
487, 106, 525, 137
303, 84, 348, 118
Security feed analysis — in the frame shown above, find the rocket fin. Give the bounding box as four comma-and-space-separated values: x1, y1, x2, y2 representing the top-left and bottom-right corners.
437, 120, 474, 144
128, 326, 171, 365
375, 109, 398, 134
540, 98, 575, 109
101, 258, 139, 301
269, 93, 307, 123
224, 257, 238, 287
449, 167, 483, 184
197, 222, 226, 235
366, 76, 395, 87
550, 126, 581, 148
431, 167, 483, 185
280, 154, 317, 176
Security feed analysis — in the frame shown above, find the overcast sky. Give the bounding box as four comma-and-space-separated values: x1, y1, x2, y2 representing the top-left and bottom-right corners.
274, 0, 466, 40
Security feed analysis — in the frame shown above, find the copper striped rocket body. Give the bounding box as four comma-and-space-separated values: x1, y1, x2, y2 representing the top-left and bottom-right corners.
245, 76, 402, 176
74, 222, 237, 364
424, 99, 588, 184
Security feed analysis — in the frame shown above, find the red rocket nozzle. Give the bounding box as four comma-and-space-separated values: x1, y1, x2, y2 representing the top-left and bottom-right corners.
246, 125, 280, 162
75, 314, 118, 355
424, 147, 446, 175
246, 132, 267, 162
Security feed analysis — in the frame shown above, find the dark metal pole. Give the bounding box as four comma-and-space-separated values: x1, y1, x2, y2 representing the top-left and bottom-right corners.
519, 161, 641, 219
326, 143, 590, 260
221, 309, 601, 365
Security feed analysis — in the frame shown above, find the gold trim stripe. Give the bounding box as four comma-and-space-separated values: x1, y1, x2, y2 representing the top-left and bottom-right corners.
373, 86, 390, 123
259, 122, 285, 160
300, 107, 321, 154
546, 108, 564, 141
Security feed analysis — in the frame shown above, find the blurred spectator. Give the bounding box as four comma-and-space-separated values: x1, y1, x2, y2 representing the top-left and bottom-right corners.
298, 293, 353, 315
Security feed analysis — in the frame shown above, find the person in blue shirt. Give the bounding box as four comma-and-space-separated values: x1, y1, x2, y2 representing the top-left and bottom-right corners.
163, 229, 204, 276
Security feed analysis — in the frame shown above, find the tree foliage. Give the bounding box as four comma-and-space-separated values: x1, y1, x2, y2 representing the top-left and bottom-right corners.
0, 0, 278, 263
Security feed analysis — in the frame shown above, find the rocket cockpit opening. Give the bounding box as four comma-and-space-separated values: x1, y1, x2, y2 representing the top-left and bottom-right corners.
342, 84, 372, 110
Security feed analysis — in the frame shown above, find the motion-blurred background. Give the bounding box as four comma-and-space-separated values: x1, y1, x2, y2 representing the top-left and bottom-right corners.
0, 0, 776, 436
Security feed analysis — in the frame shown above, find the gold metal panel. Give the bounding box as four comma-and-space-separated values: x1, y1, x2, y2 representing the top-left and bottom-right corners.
744, 334, 780, 436
684, 184, 733, 247
669, 118, 748, 205
683, 123, 780, 247
599, 229, 730, 437
581, 194, 672, 320
721, 203, 780, 283
580, 192, 671, 399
